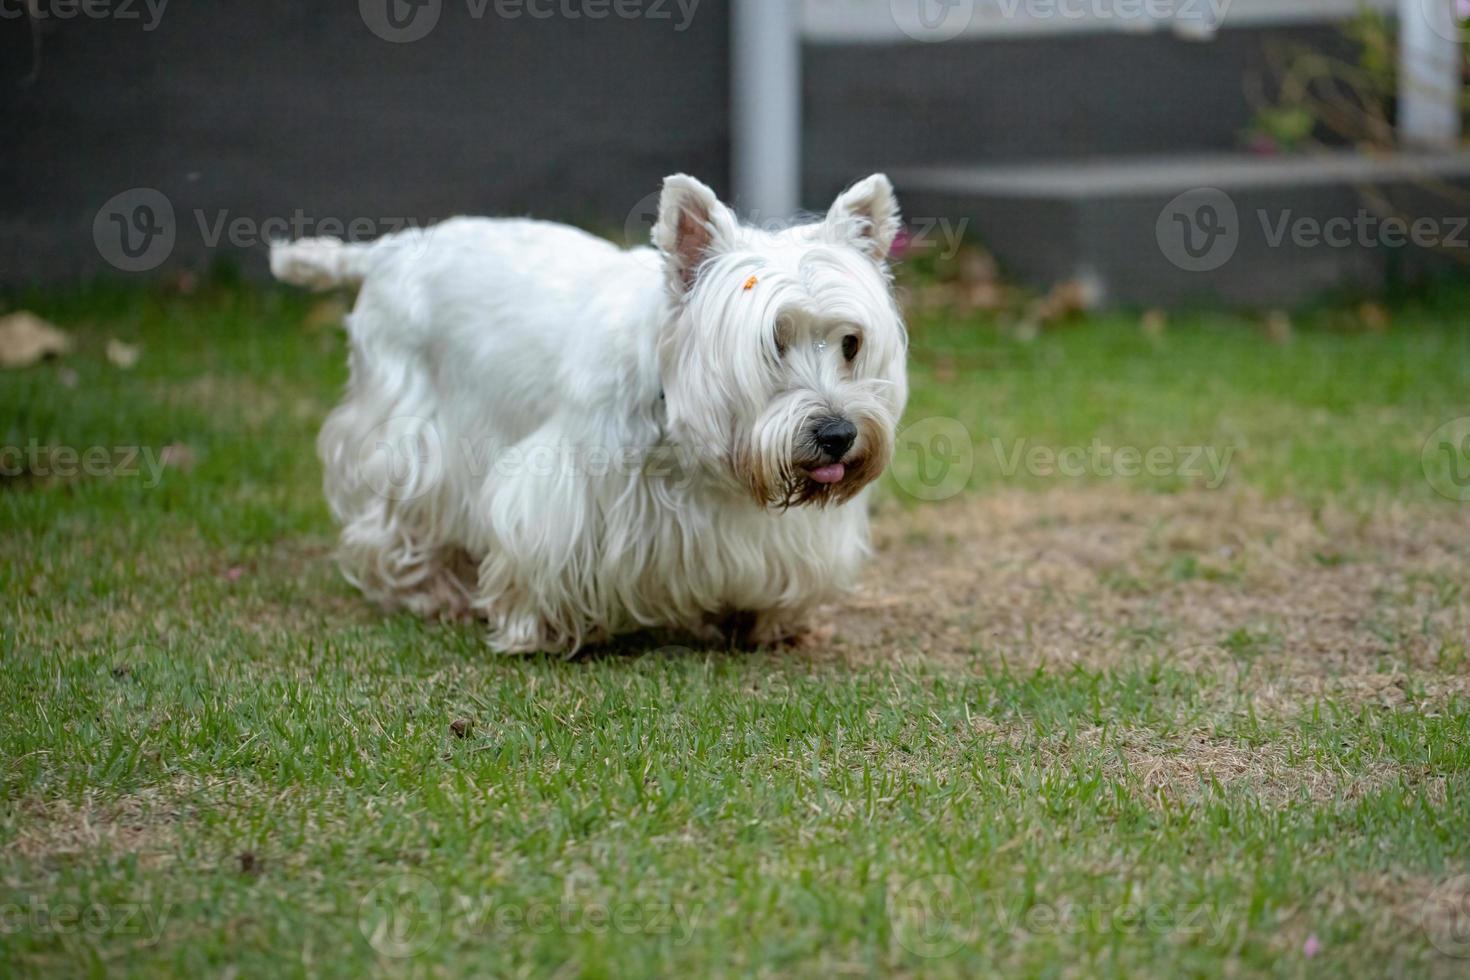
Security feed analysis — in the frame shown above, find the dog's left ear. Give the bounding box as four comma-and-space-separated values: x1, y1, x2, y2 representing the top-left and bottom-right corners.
825, 174, 901, 262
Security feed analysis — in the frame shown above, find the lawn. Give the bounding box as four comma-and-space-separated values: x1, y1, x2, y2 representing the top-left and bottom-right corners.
2, 280, 1469, 977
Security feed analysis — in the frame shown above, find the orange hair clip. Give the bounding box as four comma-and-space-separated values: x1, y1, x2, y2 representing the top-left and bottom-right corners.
742, 275, 758, 291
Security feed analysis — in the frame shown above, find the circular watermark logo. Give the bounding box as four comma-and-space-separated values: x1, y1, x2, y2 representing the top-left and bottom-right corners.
358, 873, 443, 957
890, 0, 976, 42
890, 874, 973, 958
1422, 873, 1470, 958
1156, 187, 1239, 273
356, 416, 444, 501
360, 0, 442, 42
892, 417, 974, 501
1421, 0, 1468, 43
1422, 417, 1470, 502
94, 188, 176, 273
624, 190, 662, 246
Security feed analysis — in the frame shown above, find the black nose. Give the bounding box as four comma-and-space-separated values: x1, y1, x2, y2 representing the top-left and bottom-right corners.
813, 417, 857, 460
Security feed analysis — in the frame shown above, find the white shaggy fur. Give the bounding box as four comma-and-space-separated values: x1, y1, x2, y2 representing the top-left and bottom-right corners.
271, 174, 908, 653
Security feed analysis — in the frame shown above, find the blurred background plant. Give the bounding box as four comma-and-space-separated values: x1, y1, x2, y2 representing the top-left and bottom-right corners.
1248, 9, 1470, 264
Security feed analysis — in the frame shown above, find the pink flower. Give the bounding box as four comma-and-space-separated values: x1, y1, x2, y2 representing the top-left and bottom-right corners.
1303, 934, 1321, 958
1247, 133, 1279, 157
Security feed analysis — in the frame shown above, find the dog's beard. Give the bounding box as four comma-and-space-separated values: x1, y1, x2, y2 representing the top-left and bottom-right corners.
736, 389, 896, 509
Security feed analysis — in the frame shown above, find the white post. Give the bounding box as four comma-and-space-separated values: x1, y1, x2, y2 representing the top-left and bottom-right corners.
732, 0, 801, 220
1400, 0, 1463, 149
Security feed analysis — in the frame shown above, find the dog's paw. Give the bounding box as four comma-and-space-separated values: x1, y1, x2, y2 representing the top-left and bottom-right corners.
777, 622, 836, 651
728, 611, 833, 650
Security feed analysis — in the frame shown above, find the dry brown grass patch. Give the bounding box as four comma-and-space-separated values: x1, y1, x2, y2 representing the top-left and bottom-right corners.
3, 780, 199, 871
823, 489, 1470, 714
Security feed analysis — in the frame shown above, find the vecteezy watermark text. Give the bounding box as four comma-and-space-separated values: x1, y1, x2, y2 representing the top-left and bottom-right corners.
620, 189, 969, 258
888, 421, 1236, 501
992, 0, 1230, 24
1259, 211, 1470, 251
888, 0, 1230, 42
1422, 417, 1470, 502
0, 896, 172, 942
354, 418, 705, 501
889, 874, 1235, 959
992, 437, 1234, 488
1, 442, 175, 488
93, 187, 438, 273
0, 0, 168, 31
359, 0, 700, 43
1157, 187, 1470, 273
357, 873, 701, 958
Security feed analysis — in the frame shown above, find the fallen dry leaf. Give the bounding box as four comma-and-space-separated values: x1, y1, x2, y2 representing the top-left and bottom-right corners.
1017, 277, 1101, 336
1266, 311, 1294, 345
0, 312, 72, 368
106, 339, 142, 370
963, 281, 1005, 312
167, 270, 200, 296
1141, 308, 1167, 339
956, 249, 1000, 287
158, 442, 196, 472
1358, 302, 1390, 333
304, 298, 350, 331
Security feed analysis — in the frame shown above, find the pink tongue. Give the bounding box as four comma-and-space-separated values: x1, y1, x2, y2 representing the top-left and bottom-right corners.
809, 463, 846, 484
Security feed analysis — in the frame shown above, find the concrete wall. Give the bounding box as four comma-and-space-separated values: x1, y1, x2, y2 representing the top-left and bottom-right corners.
801, 24, 1357, 202
0, 0, 731, 283
0, 3, 1380, 290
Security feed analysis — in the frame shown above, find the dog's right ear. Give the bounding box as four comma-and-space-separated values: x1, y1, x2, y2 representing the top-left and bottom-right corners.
654, 174, 736, 292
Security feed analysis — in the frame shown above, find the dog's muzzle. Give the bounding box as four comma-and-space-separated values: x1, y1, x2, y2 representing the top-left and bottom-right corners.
807, 416, 857, 485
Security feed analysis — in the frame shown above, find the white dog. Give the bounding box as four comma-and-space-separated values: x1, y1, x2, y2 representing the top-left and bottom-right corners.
270, 174, 908, 653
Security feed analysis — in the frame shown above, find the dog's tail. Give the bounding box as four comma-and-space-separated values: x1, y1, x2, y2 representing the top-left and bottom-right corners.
269, 237, 378, 290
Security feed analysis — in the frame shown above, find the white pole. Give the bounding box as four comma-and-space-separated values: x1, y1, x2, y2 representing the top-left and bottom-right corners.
1400, 0, 1463, 149
732, 0, 801, 220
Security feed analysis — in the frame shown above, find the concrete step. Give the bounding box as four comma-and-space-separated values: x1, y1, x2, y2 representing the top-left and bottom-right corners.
894, 151, 1470, 308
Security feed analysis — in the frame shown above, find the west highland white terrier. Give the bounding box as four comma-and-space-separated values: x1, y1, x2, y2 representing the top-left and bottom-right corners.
270, 174, 909, 653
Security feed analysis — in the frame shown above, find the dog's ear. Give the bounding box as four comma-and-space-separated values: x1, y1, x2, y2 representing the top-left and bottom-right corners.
654, 174, 736, 291
825, 174, 901, 262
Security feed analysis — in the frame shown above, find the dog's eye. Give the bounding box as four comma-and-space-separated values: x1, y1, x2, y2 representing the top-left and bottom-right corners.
841, 334, 861, 361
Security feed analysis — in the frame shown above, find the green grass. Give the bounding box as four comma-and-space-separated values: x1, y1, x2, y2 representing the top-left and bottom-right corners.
2, 282, 1469, 977
897, 297, 1470, 502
